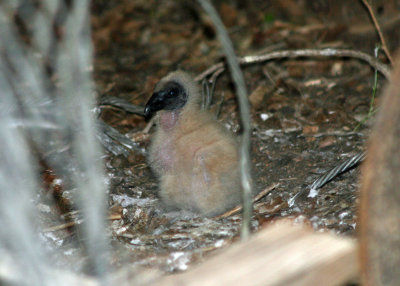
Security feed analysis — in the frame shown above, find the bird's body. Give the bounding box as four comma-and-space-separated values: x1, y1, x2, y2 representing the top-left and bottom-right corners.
144, 71, 241, 216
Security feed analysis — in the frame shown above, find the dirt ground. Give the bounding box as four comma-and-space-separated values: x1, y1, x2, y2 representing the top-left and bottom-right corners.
43, 0, 399, 274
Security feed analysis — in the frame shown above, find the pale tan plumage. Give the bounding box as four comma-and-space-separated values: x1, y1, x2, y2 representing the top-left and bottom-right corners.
144, 71, 241, 216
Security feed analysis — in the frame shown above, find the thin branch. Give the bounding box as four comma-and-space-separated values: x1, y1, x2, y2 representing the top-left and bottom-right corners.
198, 0, 253, 241
213, 183, 279, 220
43, 213, 122, 232
361, 0, 394, 65
195, 48, 391, 82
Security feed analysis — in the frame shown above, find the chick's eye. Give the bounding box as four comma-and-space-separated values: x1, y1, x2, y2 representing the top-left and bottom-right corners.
169, 88, 177, 96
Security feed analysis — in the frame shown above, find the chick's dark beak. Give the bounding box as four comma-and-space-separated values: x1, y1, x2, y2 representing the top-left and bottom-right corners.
143, 104, 152, 119
144, 91, 167, 119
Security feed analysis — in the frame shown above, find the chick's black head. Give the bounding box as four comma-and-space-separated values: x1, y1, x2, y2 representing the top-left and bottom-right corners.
144, 81, 188, 119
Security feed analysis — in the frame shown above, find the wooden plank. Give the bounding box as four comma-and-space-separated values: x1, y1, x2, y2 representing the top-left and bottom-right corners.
154, 222, 357, 286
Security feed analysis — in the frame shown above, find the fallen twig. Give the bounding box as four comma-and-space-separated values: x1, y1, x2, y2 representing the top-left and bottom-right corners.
361, 0, 394, 65
213, 183, 279, 220
195, 48, 391, 82
43, 213, 123, 232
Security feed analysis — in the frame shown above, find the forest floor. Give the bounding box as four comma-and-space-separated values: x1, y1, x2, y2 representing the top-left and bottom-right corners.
44, 0, 400, 274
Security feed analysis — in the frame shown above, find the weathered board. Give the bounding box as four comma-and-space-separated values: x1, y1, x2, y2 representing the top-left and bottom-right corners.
154, 221, 357, 286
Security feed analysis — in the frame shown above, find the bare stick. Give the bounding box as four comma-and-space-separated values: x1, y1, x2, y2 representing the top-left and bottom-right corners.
361, 0, 394, 65
198, 0, 253, 240
213, 183, 279, 220
43, 213, 122, 233
195, 48, 391, 82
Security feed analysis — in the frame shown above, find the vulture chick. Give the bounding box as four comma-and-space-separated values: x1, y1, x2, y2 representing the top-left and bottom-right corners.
144, 71, 241, 216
